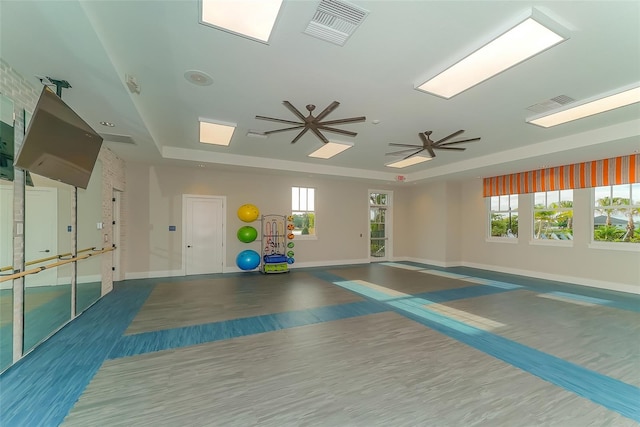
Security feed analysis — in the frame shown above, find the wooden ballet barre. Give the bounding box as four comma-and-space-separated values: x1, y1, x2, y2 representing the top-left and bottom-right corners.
0, 247, 97, 272
0, 247, 115, 283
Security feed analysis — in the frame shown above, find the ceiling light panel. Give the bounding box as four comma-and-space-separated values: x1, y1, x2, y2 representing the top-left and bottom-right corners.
386, 156, 432, 169
308, 141, 353, 159
200, 0, 283, 43
199, 119, 236, 146
416, 11, 567, 99
527, 85, 640, 128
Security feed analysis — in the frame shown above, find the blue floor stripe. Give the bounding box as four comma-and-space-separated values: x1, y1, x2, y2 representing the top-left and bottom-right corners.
413, 284, 515, 303
0, 282, 155, 427
332, 279, 640, 422
108, 300, 387, 359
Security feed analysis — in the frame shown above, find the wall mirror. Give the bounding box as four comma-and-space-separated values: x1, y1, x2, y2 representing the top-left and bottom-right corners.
23, 174, 72, 353
0, 93, 15, 371
76, 159, 103, 314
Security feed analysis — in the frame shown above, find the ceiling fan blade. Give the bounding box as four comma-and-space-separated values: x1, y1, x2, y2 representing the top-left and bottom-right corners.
434, 129, 465, 145
291, 127, 309, 144
283, 101, 307, 121
418, 132, 430, 147
318, 126, 358, 137
320, 116, 367, 126
435, 146, 466, 151
389, 143, 422, 148
402, 149, 424, 160
309, 127, 329, 143
263, 125, 305, 135
437, 137, 480, 146
255, 115, 303, 126
426, 146, 436, 158
314, 101, 340, 122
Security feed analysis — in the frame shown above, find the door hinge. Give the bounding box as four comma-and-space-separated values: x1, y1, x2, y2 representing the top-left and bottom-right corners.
112, 220, 116, 225
112, 197, 116, 202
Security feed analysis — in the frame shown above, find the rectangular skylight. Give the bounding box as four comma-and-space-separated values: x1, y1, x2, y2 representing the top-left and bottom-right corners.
308, 141, 353, 159
200, 0, 283, 43
199, 118, 236, 146
386, 156, 432, 169
527, 85, 640, 127
416, 13, 566, 99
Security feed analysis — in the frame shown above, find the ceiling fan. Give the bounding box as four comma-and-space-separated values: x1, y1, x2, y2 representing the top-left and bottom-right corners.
386, 130, 480, 159
255, 101, 366, 144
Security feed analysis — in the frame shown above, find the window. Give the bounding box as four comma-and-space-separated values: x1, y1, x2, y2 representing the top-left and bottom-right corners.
489, 195, 518, 238
291, 186, 315, 237
533, 190, 573, 241
369, 192, 390, 258
593, 184, 640, 243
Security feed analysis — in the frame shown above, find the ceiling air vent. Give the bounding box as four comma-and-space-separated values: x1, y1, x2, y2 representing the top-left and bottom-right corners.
526, 95, 576, 114
303, 0, 369, 46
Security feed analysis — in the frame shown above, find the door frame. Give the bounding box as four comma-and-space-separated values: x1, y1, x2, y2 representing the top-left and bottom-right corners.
181, 194, 226, 275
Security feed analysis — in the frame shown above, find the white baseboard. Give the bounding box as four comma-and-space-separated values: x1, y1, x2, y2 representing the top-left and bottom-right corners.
124, 269, 185, 280
397, 257, 462, 268
460, 261, 640, 295
223, 258, 371, 274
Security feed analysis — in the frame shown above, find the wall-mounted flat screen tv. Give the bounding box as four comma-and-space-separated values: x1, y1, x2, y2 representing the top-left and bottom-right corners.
14, 86, 103, 189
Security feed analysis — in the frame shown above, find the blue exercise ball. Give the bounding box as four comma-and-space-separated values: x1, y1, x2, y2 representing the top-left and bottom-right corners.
236, 250, 260, 271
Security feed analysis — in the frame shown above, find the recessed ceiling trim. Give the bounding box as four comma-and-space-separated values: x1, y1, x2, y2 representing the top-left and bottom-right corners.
415, 8, 568, 99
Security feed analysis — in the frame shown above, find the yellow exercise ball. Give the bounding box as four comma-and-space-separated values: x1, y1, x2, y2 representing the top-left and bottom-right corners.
237, 204, 260, 222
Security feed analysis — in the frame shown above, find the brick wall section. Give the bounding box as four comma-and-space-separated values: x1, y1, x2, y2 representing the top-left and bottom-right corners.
99, 147, 126, 294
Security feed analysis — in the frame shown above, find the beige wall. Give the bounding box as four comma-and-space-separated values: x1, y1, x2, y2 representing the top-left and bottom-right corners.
459, 179, 639, 293
124, 163, 402, 276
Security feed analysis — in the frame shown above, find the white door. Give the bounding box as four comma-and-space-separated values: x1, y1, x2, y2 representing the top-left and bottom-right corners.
183, 195, 224, 275
25, 187, 58, 286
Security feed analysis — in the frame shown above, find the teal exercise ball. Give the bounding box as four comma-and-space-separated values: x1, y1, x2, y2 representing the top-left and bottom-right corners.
237, 226, 258, 243
236, 250, 260, 271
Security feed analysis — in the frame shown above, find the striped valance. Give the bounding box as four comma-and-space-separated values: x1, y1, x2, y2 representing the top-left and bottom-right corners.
483, 154, 639, 197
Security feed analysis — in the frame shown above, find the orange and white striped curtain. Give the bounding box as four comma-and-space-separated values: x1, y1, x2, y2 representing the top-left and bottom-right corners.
483, 154, 639, 197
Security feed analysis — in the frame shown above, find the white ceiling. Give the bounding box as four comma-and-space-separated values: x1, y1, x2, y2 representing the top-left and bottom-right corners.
2, 1, 639, 184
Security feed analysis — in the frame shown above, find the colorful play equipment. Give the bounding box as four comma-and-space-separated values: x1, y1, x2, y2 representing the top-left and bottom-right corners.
237, 204, 260, 222
237, 226, 257, 243
236, 250, 260, 271
261, 214, 292, 274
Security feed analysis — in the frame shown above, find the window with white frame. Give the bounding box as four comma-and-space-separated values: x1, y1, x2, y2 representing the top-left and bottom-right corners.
593, 183, 639, 243
291, 186, 315, 236
489, 194, 518, 238
533, 190, 573, 241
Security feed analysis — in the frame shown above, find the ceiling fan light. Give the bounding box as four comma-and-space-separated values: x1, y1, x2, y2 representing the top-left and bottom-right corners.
416, 10, 567, 99
527, 85, 640, 127
386, 156, 432, 169
308, 141, 353, 159
199, 118, 236, 146
200, 0, 283, 44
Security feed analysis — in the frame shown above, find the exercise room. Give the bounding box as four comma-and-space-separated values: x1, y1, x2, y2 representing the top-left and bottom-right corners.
1, 1, 639, 425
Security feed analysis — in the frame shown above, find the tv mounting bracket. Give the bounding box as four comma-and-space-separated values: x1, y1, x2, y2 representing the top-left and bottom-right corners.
38, 76, 71, 98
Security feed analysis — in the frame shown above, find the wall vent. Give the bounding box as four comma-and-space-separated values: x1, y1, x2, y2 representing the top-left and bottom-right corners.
303, 0, 369, 46
526, 95, 575, 114
99, 133, 136, 145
